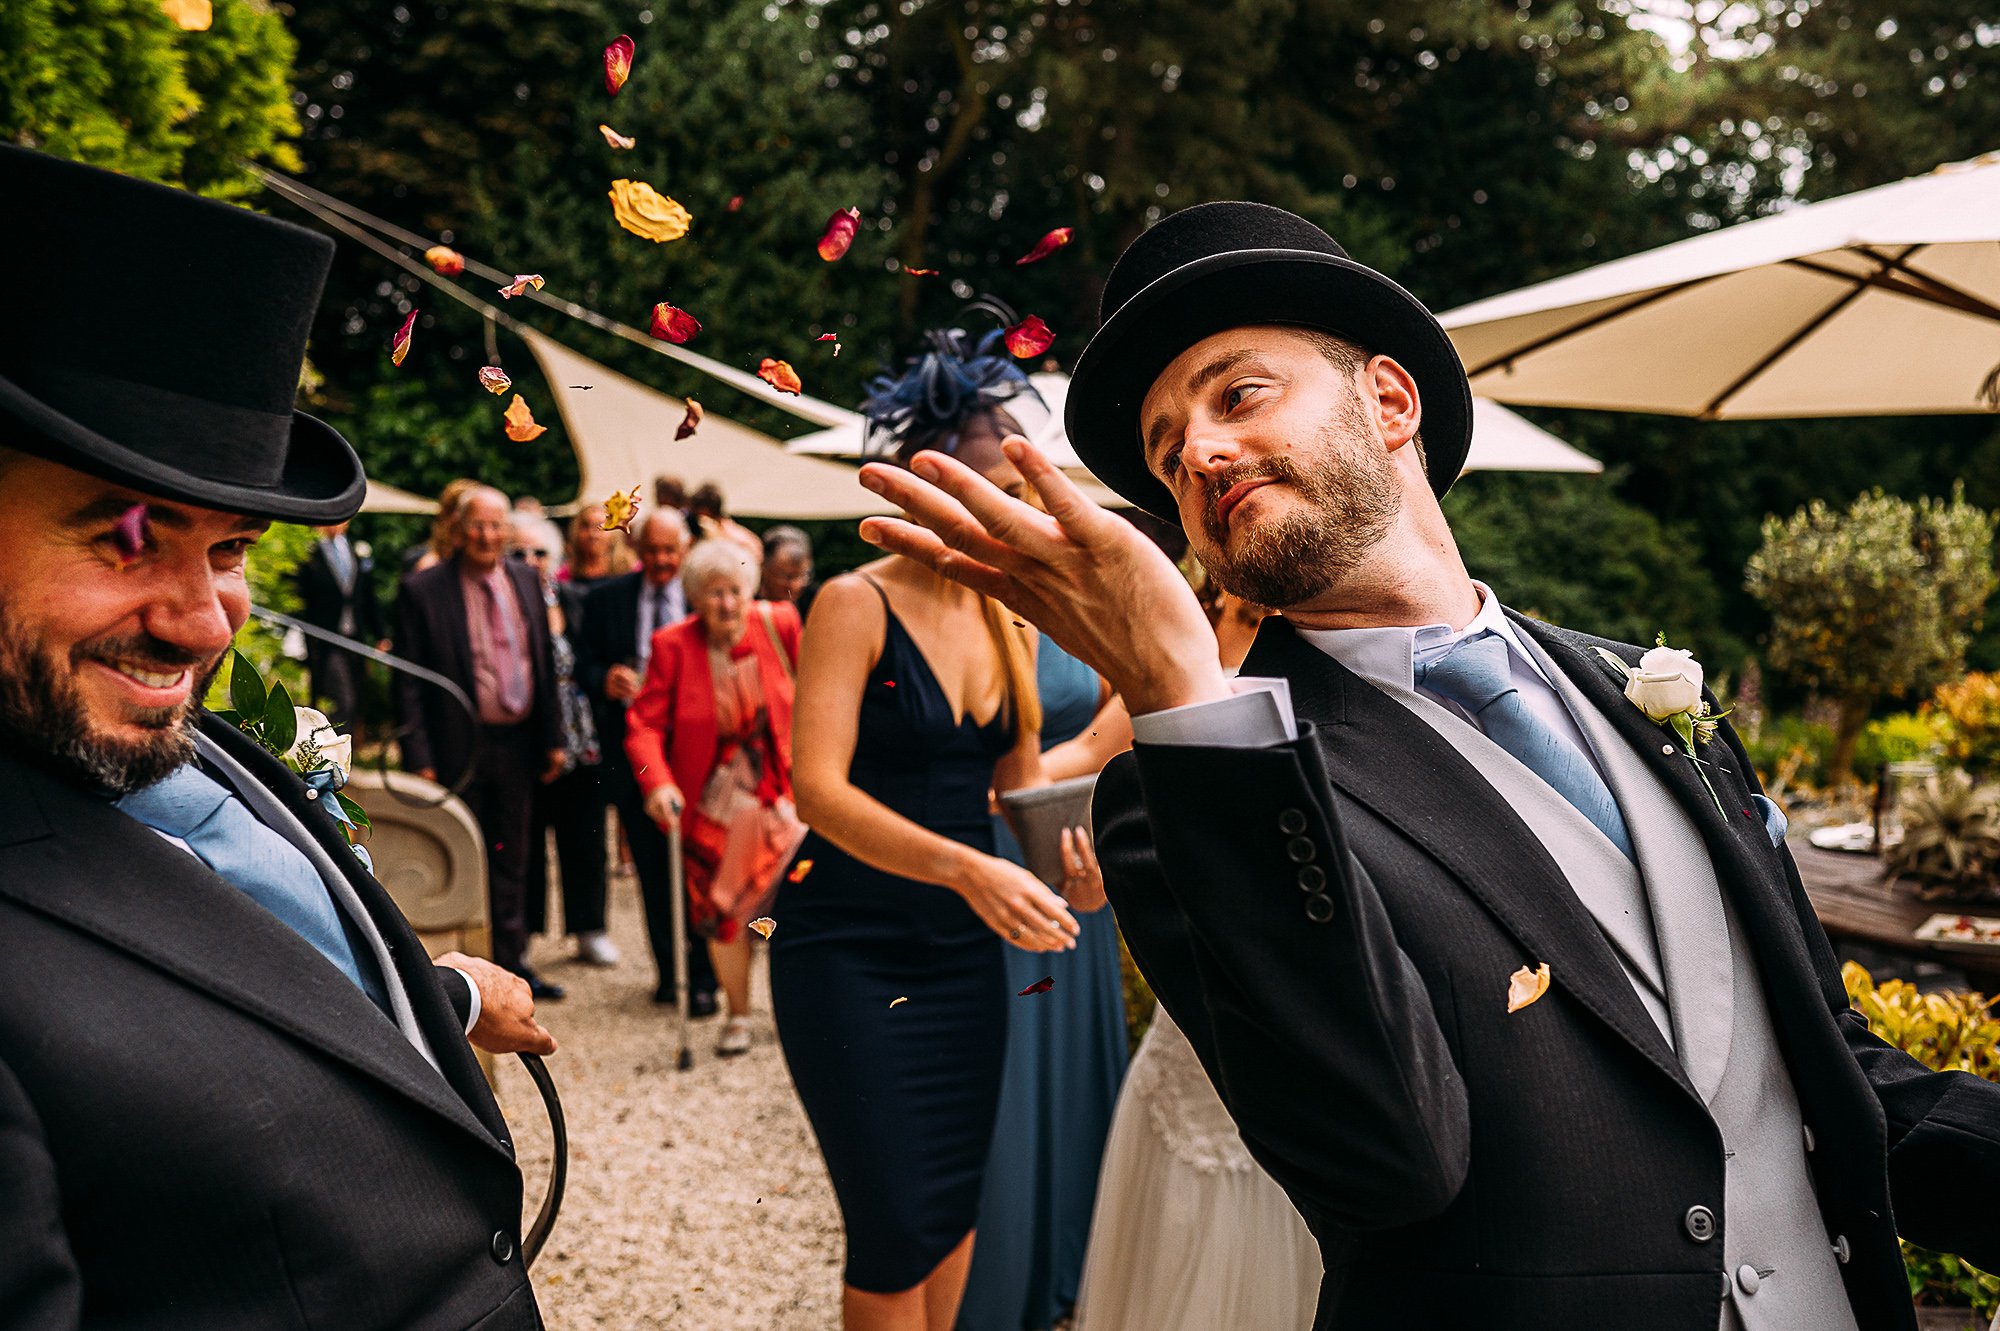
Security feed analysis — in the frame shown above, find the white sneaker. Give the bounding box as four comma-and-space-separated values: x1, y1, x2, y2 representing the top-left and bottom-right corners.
716, 1015, 753, 1057
574, 931, 621, 967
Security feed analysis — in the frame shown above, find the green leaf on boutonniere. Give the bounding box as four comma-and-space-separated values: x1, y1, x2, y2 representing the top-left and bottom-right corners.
262, 680, 296, 756
1670, 711, 1696, 751
335, 791, 372, 836
228, 648, 266, 722
211, 708, 241, 728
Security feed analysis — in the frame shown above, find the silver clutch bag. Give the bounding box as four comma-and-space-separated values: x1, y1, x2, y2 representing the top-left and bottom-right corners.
997, 774, 1098, 889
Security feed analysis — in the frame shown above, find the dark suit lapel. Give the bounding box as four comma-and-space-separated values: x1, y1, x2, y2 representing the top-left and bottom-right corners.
198, 717, 514, 1148
432, 562, 474, 689
1245, 619, 1690, 1091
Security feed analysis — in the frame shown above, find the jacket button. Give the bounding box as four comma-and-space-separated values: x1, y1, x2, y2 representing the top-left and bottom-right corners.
490, 1230, 516, 1265
1286, 837, 1317, 864
1296, 864, 1326, 892
1683, 1205, 1716, 1242
1735, 1264, 1761, 1294
1278, 808, 1308, 835
1833, 1235, 1851, 1264
1304, 893, 1335, 924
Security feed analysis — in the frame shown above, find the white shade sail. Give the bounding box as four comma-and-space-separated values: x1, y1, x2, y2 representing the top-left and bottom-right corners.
1441, 151, 2000, 419
517, 328, 893, 521
360, 478, 441, 515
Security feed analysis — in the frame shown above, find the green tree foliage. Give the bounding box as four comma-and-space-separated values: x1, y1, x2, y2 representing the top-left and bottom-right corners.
1746, 487, 1998, 780
0, 0, 299, 199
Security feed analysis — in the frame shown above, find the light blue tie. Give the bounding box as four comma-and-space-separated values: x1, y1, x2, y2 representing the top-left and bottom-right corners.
118, 764, 389, 1010
1417, 632, 1635, 860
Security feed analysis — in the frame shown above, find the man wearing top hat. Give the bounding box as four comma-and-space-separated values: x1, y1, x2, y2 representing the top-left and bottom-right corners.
856, 201, 2000, 1329
0, 146, 552, 1329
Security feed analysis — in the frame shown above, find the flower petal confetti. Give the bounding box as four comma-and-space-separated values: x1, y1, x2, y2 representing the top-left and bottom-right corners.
815, 332, 842, 356
503, 394, 548, 442
889, 996, 909, 1008
676, 398, 704, 441
727, 195, 745, 213
748, 917, 776, 939
649, 300, 702, 344
477, 366, 513, 395
161, 0, 212, 31
390, 309, 417, 367
1015, 226, 1074, 266
1506, 962, 1551, 1014
816, 207, 861, 262
499, 274, 545, 300
601, 485, 642, 535
1003, 315, 1055, 359
758, 358, 803, 395
603, 34, 635, 96
609, 179, 692, 243
903, 266, 940, 277
423, 245, 465, 276
1018, 976, 1056, 996
599, 123, 636, 150
787, 858, 814, 883
112, 504, 149, 564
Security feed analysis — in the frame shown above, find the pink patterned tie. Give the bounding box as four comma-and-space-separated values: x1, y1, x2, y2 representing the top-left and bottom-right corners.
486, 571, 531, 716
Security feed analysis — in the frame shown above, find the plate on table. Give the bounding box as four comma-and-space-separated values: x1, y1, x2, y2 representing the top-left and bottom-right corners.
1914, 913, 2000, 952
1809, 821, 1875, 853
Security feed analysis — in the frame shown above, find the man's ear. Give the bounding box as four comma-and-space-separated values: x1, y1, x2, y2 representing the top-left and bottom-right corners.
1364, 356, 1423, 453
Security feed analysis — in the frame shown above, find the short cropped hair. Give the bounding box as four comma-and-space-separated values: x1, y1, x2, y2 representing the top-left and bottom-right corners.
680, 538, 759, 600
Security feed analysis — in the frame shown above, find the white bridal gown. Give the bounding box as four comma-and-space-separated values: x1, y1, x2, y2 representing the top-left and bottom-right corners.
1071, 1003, 1324, 1331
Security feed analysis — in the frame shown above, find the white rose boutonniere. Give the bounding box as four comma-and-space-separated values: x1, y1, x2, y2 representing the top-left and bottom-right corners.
216, 650, 373, 864
286, 706, 353, 784
1595, 634, 1730, 813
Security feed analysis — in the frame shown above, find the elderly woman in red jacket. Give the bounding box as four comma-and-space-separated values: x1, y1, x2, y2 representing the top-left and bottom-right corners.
626, 539, 805, 1056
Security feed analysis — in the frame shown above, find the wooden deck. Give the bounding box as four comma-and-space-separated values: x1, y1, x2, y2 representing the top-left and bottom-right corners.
1794, 843, 2000, 992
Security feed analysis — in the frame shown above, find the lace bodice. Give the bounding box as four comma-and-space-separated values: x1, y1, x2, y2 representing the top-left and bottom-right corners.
1124, 1004, 1258, 1175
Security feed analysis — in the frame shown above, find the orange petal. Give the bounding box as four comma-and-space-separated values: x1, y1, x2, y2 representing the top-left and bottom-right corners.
603, 34, 635, 95
758, 358, 803, 395
498, 273, 545, 299
609, 179, 691, 243
600, 485, 642, 534
161, 0, 211, 30
423, 245, 465, 276
816, 207, 861, 261
748, 917, 776, 939
598, 123, 636, 150
1506, 963, 1551, 1014
889, 996, 908, 1008
903, 266, 939, 277
1003, 315, 1054, 359
503, 394, 548, 442
648, 301, 702, 344
389, 310, 417, 367
787, 858, 814, 883
477, 366, 512, 395
675, 398, 704, 441
1015, 226, 1074, 266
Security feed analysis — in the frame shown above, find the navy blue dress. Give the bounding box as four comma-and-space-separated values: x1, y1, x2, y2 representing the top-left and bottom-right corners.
957, 640, 1130, 1331
770, 578, 1015, 1294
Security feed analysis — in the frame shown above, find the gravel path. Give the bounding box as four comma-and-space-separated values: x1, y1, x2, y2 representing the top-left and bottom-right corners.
492, 865, 844, 1329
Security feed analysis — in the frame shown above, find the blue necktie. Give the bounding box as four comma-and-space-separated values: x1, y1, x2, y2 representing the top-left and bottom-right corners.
1417, 633, 1635, 860
118, 764, 389, 1010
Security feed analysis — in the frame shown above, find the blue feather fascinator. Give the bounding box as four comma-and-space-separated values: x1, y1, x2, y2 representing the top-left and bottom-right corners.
861, 326, 1046, 459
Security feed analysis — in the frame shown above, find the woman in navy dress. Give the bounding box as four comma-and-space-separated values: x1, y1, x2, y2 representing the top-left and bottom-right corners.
775, 328, 1106, 1330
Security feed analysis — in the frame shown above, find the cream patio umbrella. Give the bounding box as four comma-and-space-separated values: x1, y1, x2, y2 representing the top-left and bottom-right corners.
1440, 151, 2000, 419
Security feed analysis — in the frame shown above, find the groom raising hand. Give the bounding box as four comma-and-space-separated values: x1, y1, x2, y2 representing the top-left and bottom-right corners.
857, 202, 2000, 1331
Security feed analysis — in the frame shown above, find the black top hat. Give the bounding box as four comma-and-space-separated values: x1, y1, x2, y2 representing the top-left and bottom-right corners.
0, 146, 365, 523
1064, 201, 1472, 520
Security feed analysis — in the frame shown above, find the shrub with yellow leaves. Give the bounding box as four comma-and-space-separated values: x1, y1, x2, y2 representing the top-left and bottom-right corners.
1934, 673, 2000, 777
1843, 962, 2000, 1316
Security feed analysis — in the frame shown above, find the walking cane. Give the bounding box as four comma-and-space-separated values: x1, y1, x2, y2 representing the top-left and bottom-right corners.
668, 823, 694, 1071
517, 1052, 567, 1267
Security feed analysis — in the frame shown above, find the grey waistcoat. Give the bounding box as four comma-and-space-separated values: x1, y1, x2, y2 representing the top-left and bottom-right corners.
1372, 632, 1855, 1331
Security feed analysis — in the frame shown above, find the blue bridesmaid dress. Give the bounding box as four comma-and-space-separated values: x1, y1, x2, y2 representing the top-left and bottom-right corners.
956, 638, 1130, 1330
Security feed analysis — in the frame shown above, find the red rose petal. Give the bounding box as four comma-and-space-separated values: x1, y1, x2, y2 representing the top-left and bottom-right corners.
649, 301, 702, 344
1018, 976, 1055, 996
390, 309, 417, 366
1015, 226, 1073, 266
676, 398, 704, 441
112, 504, 149, 563
816, 206, 861, 262
1003, 314, 1054, 359
727, 195, 745, 213
604, 34, 635, 96
477, 366, 512, 395
758, 357, 803, 395
788, 858, 814, 883
903, 266, 940, 277
423, 245, 465, 276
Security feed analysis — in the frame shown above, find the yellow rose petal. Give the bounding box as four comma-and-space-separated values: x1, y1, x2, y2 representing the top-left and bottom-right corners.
748, 917, 776, 940
609, 178, 691, 243
1506, 962, 1551, 1014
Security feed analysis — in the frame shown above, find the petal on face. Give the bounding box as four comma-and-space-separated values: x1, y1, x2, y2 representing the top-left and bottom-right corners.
1017, 976, 1056, 996
423, 245, 465, 276
676, 398, 704, 441
598, 123, 636, 149
787, 858, 814, 883
649, 301, 702, 344
758, 358, 803, 395
498, 273, 545, 299
1003, 315, 1055, 359
390, 310, 417, 367
603, 34, 635, 95
477, 366, 513, 395
503, 394, 548, 442
112, 504, 150, 565
600, 486, 642, 534
1014, 226, 1073, 266
609, 179, 692, 243
816, 207, 861, 262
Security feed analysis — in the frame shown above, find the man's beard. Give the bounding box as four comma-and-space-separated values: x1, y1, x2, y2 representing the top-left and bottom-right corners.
0, 598, 223, 795
1193, 411, 1403, 609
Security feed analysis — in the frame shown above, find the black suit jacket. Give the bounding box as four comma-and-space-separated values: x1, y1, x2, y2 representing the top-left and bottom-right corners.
394, 558, 560, 784
0, 715, 541, 1330
1097, 613, 2000, 1331
572, 572, 648, 775
295, 537, 383, 645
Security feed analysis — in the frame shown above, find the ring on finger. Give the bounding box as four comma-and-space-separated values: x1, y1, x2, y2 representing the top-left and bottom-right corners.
1008, 927, 1022, 940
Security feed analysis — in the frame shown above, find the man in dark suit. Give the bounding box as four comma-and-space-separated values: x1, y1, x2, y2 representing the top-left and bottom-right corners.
857, 202, 2000, 1330
573, 509, 718, 1011
295, 519, 385, 726
396, 486, 568, 999
0, 145, 552, 1330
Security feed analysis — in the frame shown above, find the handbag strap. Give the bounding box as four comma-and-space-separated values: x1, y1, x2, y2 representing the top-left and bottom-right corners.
757, 601, 796, 681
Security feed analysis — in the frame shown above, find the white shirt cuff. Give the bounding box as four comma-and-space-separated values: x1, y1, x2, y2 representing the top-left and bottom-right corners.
1129, 677, 1298, 747
443, 965, 482, 1036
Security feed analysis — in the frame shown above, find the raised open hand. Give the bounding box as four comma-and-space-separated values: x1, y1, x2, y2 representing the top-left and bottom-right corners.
858, 437, 1229, 717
